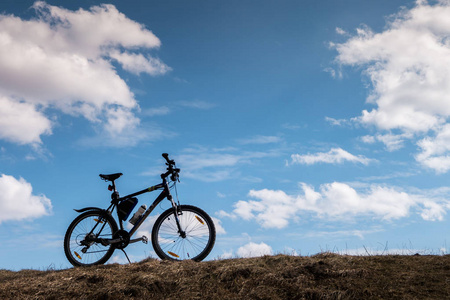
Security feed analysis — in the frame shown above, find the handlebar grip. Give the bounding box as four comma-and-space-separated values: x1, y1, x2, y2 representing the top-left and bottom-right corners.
162, 153, 175, 165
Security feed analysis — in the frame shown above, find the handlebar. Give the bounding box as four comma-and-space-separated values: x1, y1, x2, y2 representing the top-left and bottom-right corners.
162, 153, 175, 165
161, 153, 180, 181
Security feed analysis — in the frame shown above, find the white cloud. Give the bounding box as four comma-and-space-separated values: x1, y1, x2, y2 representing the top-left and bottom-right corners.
324, 117, 350, 126
283, 247, 299, 256
109, 51, 171, 75
221, 182, 449, 229
219, 250, 234, 259
297, 228, 383, 240
361, 132, 413, 151
282, 123, 302, 130
238, 135, 282, 145
0, 2, 169, 147
0, 174, 52, 223
34, 1, 161, 52
211, 217, 226, 235
336, 27, 348, 36
143, 106, 171, 117
323, 67, 343, 79
217, 192, 226, 198
373, 133, 405, 151
104, 107, 140, 136
290, 148, 374, 165
416, 123, 450, 173
178, 100, 216, 110
176, 146, 278, 182
360, 135, 376, 144
333, 1, 450, 172
217, 210, 237, 221
179, 148, 242, 170
0, 97, 52, 145
236, 242, 273, 258
77, 115, 168, 148
420, 200, 446, 221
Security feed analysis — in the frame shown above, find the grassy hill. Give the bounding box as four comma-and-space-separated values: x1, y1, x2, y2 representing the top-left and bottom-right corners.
1, 253, 449, 299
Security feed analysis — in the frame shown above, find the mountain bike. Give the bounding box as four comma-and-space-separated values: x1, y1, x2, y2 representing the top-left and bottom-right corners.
64, 153, 216, 267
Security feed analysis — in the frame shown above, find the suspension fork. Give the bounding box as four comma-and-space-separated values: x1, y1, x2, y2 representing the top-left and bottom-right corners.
164, 181, 186, 238
172, 198, 186, 238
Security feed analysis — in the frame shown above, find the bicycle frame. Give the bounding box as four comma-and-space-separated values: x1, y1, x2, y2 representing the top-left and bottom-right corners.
111, 176, 180, 238
77, 176, 181, 249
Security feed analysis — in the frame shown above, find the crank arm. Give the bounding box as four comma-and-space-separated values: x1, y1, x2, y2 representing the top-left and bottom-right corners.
129, 236, 148, 244
89, 237, 123, 246
88, 235, 147, 246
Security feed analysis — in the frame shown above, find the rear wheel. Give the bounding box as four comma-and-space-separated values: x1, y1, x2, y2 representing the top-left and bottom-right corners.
152, 205, 216, 261
64, 210, 118, 267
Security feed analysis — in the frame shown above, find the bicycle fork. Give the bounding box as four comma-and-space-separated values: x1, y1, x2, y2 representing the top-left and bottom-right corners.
168, 194, 186, 238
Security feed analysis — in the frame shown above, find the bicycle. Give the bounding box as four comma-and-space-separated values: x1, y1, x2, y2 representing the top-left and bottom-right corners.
64, 153, 216, 266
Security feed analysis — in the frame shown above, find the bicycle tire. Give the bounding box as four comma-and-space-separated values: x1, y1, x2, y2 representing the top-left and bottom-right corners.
151, 205, 216, 261
64, 209, 118, 267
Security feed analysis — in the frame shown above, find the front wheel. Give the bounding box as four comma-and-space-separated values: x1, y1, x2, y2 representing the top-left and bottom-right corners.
152, 205, 216, 261
64, 210, 118, 267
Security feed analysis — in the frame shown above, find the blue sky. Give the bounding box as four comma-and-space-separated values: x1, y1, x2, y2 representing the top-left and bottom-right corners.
1, 0, 449, 270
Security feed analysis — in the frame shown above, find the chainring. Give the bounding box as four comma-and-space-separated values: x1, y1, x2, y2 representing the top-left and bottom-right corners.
113, 229, 130, 249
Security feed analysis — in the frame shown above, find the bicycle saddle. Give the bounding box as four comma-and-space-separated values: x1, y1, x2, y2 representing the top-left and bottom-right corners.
99, 173, 123, 181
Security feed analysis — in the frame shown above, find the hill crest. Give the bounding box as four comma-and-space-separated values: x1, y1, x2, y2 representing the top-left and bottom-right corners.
1, 254, 449, 299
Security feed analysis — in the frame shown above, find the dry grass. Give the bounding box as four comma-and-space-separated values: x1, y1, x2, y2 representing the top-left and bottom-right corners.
1, 254, 449, 299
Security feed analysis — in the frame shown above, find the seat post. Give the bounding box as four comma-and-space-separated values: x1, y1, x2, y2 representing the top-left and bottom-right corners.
110, 180, 120, 204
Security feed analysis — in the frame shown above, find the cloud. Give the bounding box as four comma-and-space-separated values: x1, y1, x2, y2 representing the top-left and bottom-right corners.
109, 51, 171, 76
219, 250, 234, 259
323, 67, 343, 79
238, 135, 283, 145
178, 100, 216, 110
290, 148, 374, 165
77, 112, 170, 148
335, 27, 348, 36
211, 217, 226, 235
361, 132, 413, 151
332, 1, 450, 172
296, 228, 383, 240
0, 1, 169, 147
282, 123, 303, 130
0, 174, 52, 223
176, 146, 278, 182
143, 106, 171, 117
236, 242, 273, 258
0, 97, 52, 145
416, 123, 450, 173
324, 117, 351, 126
222, 182, 449, 229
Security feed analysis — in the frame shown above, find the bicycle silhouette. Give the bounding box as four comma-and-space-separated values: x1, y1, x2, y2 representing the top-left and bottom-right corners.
64, 153, 216, 266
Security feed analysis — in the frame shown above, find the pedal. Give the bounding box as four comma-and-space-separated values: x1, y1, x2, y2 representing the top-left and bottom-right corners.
129, 235, 148, 244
